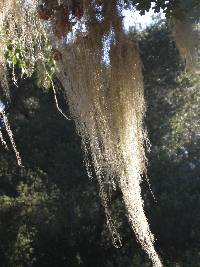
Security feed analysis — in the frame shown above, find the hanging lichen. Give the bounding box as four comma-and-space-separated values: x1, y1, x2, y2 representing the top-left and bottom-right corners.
0, 0, 164, 265
0, 130, 8, 150
172, 17, 199, 71
0, 0, 51, 95
2, 111, 23, 166
50, 1, 162, 265
4, 0, 200, 266
0, 0, 58, 166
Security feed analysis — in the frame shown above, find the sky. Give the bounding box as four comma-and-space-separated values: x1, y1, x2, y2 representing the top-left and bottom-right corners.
122, 8, 165, 30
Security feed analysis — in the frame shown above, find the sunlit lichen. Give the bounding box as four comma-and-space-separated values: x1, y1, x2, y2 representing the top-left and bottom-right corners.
0, 1, 170, 266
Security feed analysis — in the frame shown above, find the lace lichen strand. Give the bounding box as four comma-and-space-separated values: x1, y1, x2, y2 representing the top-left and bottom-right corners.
0, 130, 8, 150
109, 32, 162, 267
0, 0, 48, 94
56, 2, 162, 265
58, 36, 123, 248
172, 18, 199, 71
51, 81, 71, 120
0, 0, 162, 265
2, 111, 23, 167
